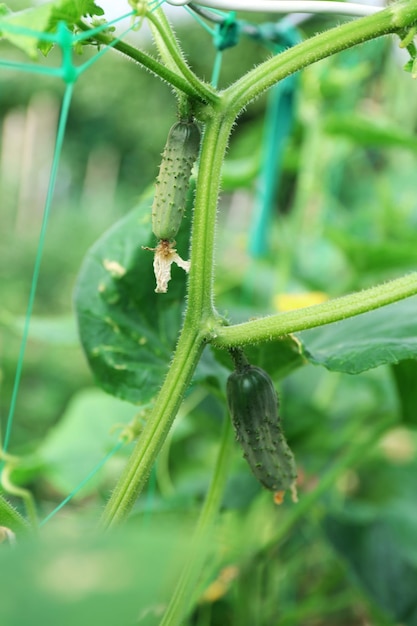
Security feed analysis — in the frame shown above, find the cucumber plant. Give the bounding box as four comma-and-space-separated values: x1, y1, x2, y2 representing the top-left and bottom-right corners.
72, 7, 417, 619
86, 2, 417, 532
3, 1, 417, 625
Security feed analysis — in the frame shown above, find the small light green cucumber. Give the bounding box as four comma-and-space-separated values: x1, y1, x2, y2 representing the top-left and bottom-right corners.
152, 120, 200, 241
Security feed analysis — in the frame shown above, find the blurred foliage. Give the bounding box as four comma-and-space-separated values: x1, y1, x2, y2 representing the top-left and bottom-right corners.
1, 5, 417, 626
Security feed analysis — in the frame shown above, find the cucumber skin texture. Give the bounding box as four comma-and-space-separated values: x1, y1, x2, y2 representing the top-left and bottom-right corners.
152, 120, 200, 241
226, 365, 297, 492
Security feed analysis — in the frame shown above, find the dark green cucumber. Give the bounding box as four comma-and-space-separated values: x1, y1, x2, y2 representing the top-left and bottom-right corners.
152, 119, 200, 241
226, 363, 297, 492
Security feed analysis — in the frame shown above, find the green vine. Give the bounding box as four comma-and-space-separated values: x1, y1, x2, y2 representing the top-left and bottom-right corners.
212, 273, 417, 347
224, 1, 417, 114
159, 414, 234, 626
98, 1, 417, 531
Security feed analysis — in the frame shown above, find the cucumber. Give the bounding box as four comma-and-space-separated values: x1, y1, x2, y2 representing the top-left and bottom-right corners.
226, 358, 297, 493
152, 119, 200, 241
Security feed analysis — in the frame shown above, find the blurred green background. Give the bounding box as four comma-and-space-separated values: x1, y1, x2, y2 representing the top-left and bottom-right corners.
1, 3, 417, 625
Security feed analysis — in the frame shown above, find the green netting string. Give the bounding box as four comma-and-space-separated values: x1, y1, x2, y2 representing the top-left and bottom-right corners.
212, 12, 239, 88
248, 25, 302, 258
0, 12, 138, 78
185, 6, 239, 88
0, 4, 300, 522
40, 439, 127, 527
1, 81, 74, 457
0, 11, 138, 459
0, 7, 170, 521
0, 9, 152, 457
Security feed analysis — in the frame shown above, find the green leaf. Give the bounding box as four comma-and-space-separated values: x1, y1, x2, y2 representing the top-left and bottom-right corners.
0, 0, 104, 58
74, 192, 191, 404
0, 4, 55, 58
38, 388, 138, 496
391, 359, 417, 427
0, 5, 10, 18
298, 296, 417, 374
52, 0, 104, 22
39, 0, 105, 55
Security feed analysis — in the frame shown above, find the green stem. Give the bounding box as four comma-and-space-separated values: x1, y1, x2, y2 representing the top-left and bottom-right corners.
223, 1, 417, 116
100, 106, 234, 529
212, 273, 417, 348
159, 415, 234, 626
187, 111, 234, 317
76, 20, 207, 102
0, 494, 31, 536
147, 9, 217, 106
100, 324, 204, 529
1, 464, 38, 530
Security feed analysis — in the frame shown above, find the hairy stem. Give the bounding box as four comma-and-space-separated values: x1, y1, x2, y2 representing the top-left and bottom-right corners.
76, 20, 208, 101
0, 494, 31, 536
159, 415, 234, 626
212, 273, 417, 347
187, 110, 234, 318
100, 324, 204, 529
147, 9, 217, 105
224, 1, 417, 116
100, 106, 234, 528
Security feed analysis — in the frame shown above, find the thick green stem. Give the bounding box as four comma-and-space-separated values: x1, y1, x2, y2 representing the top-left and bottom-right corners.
100, 324, 204, 529
187, 110, 235, 318
100, 106, 235, 528
98, 0, 417, 531
159, 415, 234, 626
212, 273, 417, 348
223, 1, 417, 116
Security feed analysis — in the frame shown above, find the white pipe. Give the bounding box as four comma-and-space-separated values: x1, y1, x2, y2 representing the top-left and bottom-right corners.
166, 0, 383, 17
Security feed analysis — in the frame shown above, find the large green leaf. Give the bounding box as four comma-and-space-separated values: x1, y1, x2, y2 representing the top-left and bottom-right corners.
298, 296, 417, 374
38, 0, 105, 55
38, 388, 138, 496
0, 3, 54, 58
74, 193, 191, 404
0, 0, 104, 58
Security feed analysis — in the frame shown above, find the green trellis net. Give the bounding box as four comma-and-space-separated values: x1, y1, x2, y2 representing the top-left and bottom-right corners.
0, 0, 300, 528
